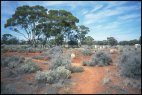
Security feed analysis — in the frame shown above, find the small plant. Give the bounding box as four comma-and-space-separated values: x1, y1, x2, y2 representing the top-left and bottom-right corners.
49, 54, 71, 70
91, 51, 112, 66
82, 60, 94, 66
35, 66, 71, 84
32, 55, 47, 60
42, 46, 63, 59
17, 59, 40, 73
82, 48, 92, 56
66, 65, 84, 73
103, 77, 112, 85
1, 56, 25, 67
1, 84, 18, 94
118, 49, 141, 79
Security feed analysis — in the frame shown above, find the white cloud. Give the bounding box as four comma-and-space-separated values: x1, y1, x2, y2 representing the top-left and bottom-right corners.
83, 4, 140, 26
118, 14, 140, 20
90, 5, 104, 13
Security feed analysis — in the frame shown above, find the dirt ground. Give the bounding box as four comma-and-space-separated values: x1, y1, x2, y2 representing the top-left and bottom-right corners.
1, 50, 141, 94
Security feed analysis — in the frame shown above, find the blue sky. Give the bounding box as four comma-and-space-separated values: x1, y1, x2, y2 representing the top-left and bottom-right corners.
1, 1, 141, 41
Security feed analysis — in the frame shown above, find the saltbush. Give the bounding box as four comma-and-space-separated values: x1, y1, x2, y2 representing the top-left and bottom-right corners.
82, 47, 92, 56
17, 59, 40, 73
82, 60, 94, 66
42, 46, 63, 59
32, 55, 47, 60
1, 56, 25, 67
49, 54, 71, 70
35, 66, 71, 84
1, 84, 18, 94
118, 49, 141, 79
66, 65, 84, 73
91, 51, 112, 66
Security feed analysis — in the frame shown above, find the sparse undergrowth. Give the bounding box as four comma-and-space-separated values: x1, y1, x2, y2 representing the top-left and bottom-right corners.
35, 66, 71, 84
118, 48, 141, 89
32, 55, 48, 60
17, 59, 40, 73
1, 56, 40, 75
49, 54, 71, 70
83, 51, 112, 67
82, 47, 92, 56
66, 65, 84, 73
118, 48, 141, 79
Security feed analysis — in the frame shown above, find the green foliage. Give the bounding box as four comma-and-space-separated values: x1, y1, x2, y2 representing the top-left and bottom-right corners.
91, 51, 112, 66
1, 34, 19, 45
1, 56, 25, 67
66, 66, 84, 73
17, 59, 40, 73
107, 37, 118, 46
82, 36, 94, 45
119, 39, 139, 45
118, 49, 141, 79
4, 5, 48, 47
42, 46, 63, 59
32, 55, 47, 60
82, 47, 92, 56
35, 66, 71, 84
1, 84, 18, 94
49, 55, 71, 70
82, 61, 94, 66
77, 25, 90, 45
83, 51, 112, 67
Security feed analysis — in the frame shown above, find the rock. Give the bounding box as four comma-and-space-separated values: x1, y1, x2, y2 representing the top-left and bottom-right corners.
71, 53, 75, 59
103, 77, 112, 85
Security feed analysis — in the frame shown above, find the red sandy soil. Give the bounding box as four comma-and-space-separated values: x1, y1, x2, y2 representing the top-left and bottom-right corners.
1, 52, 41, 58
69, 52, 141, 94
32, 59, 49, 71
1, 51, 141, 94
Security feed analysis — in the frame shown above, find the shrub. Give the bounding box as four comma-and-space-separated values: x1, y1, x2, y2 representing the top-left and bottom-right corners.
35, 66, 71, 84
49, 54, 71, 70
32, 55, 47, 60
118, 49, 141, 79
91, 51, 112, 66
82, 48, 92, 56
1, 84, 18, 94
17, 59, 40, 73
35, 71, 50, 83
1, 56, 25, 67
82, 60, 94, 66
66, 66, 84, 73
42, 46, 63, 59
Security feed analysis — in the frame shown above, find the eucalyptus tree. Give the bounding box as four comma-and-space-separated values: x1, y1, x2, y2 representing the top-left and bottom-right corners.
107, 37, 118, 46
4, 5, 48, 47
47, 10, 79, 45
77, 25, 90, 46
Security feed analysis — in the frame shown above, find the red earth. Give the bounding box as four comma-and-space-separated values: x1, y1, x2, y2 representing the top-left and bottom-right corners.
1, 50, 141, 94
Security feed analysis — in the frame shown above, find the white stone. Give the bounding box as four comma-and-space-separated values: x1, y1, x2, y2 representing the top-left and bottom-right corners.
110, 49, 118, 54
135, 44, 141, 48
71, 53, 75, 59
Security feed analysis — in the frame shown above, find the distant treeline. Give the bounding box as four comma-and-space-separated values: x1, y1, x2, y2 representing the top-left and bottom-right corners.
1, 34, 141, 46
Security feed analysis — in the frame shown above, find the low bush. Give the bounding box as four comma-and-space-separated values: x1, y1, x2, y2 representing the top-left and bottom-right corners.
35, 66, 71, 84
91, 51, 112, 66
82, 48, 92, 56
1, 84, 18, 94
42, 46, 63, 59
49, 54, 71, 70
1, 56, 25, 67
32, 55, 47, 60
82, 60, 94, 66
66, 66, 84, 73
118, 49, 141, 79
17, 59, 40, 73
